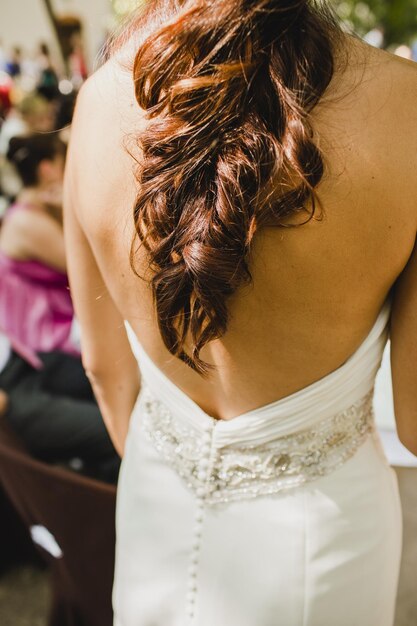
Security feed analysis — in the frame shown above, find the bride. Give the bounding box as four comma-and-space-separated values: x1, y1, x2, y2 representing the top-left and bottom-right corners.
64, 1, 416, 624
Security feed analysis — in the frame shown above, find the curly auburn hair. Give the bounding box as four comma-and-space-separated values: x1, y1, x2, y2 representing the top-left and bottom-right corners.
125, 0, 340, 374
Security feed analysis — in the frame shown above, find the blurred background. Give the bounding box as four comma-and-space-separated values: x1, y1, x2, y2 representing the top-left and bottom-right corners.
1, 1, 417, 625
0, 0, 144, 214
336, 0, 417, 51
1, 0, 417, 212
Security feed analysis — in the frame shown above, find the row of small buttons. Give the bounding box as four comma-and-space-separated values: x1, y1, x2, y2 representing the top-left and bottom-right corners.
185, 421, 215, 620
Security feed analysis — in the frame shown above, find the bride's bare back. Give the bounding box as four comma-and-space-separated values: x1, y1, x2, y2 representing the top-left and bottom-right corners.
64, 35, 417, 453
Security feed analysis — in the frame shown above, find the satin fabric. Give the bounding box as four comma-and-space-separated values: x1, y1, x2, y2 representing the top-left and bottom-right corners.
114, 302, 402, 625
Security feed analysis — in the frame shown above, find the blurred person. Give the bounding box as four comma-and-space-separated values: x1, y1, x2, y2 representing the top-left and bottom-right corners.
0, 70, 13, 117
20, 49, 44, 93
0, 133, 120, 483
65, 0, 417, 624
4, 46, 22, 78
37, 42, 55, 71
68, 33, 88, 88
0, 106, 27, 159
0, 93, 55, 198
19, 92, 55, 132
0, 337, 120, 483
0, 93, 55, 156
36, 42, 59, 101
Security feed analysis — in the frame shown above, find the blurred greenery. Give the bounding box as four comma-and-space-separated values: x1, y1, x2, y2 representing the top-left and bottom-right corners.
333, 0, 417, 46
108, 0, 417, 49
109, 1, 417, 48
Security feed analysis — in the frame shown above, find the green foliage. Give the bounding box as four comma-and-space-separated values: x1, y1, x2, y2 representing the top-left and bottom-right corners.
333, 0, 417, 46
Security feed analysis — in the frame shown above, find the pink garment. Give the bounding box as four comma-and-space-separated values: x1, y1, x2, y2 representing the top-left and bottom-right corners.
0, 203, 79, 367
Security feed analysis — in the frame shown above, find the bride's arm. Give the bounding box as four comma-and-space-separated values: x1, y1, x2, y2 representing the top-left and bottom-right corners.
64, 191, 140, 457
63, 88, 140, 458
391, 238, 417, 456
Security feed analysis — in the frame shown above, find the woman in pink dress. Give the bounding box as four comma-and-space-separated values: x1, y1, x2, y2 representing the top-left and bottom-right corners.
0, 133, 119, 482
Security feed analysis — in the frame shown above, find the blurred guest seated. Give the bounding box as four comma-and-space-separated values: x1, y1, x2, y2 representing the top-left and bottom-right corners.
0, 93, 55, 199
0, 134, 120, 483
1, 134, 73, 353
0, 93, 54, 156
0, 338, 119, 483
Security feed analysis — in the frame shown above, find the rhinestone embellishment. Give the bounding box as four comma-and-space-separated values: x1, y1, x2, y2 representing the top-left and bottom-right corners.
141, 387, 374, 505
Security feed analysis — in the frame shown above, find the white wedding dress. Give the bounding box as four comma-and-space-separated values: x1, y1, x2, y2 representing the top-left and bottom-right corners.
113, 302, 402, 626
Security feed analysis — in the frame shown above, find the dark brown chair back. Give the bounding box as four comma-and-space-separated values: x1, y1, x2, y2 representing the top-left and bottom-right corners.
0, 417, 117, 626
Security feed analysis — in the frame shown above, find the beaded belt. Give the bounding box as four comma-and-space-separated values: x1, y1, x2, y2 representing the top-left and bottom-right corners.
141, 387, 375, 505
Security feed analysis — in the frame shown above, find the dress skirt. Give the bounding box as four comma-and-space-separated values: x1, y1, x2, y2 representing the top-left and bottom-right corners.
113, 393, 402, 626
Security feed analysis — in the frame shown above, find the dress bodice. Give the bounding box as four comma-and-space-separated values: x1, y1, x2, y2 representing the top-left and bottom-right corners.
126, 301, 389, 440
125, 303, 390, 504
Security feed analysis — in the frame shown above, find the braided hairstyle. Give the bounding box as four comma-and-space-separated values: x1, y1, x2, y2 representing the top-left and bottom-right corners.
128, 0, 340, 374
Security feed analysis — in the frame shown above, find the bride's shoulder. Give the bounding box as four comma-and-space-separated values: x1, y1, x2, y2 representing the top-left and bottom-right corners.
336, 35, 417, 104
67, 56, 142, 233
342, 38, 417, 165
73, 52, 144, 138
373, 42, 417, 76
361, 41, 417, 109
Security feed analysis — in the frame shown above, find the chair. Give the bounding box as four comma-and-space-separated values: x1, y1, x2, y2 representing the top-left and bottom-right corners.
0, 484, 43, 574
0, 416, 117, 626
